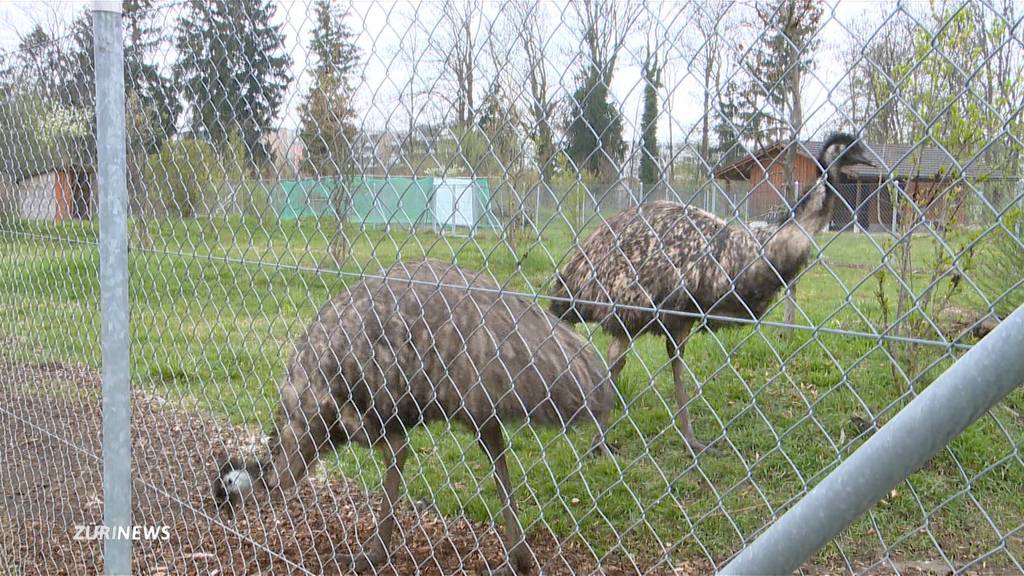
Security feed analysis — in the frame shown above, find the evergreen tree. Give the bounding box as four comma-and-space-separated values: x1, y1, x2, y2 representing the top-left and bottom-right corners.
59, 3, 178, 148
739, 0, 822, 148
298, 0, 361, 268
566, 67, 625, 181
174, 0, 292, 168
712, 80, 746, 162
638, 54, 662, 196
299, 0, 360, 176
564, 0, 638, 182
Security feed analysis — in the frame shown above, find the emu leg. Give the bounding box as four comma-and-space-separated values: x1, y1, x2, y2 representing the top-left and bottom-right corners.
478, 424, 532, 576
607, 334, 630, 384
589, 335, 630, 456
588, 410, 615, 457
666, 325, 718, 455
338, 432, 409, 572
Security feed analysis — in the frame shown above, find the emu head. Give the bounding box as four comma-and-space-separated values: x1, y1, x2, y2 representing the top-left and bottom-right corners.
818, 133, 876, 182
212, 456, 262, 509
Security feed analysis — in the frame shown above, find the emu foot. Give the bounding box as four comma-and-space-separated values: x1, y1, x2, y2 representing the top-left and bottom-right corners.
477, 560, 532, 576
335, 550, 385, 574
685, 436, 722, 457
478, 548, 533, 576
479, 561, 520, 569
587, 438, 618, 458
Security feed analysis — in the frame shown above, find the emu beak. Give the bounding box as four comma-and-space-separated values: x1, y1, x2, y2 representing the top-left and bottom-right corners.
848, 150, 877, 167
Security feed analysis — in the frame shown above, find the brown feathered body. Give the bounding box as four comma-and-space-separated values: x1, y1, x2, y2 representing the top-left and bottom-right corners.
550, 196, 834, 337
547, 133, 875, 453
279, 258, 613, 447
215, 259, 612, 574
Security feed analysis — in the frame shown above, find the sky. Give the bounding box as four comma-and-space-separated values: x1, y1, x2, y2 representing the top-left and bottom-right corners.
0, 0, 917, 147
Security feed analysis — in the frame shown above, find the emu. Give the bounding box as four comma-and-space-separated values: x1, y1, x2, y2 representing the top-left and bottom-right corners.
549, 133, 874, 454
214, 259, 612, 576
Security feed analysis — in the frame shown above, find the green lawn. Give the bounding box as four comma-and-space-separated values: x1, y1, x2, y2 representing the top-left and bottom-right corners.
0, 215, 1020, 568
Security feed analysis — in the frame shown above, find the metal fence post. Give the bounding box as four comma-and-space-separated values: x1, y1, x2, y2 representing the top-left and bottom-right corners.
720, 304, 1024, 576
93, 1, 131, 574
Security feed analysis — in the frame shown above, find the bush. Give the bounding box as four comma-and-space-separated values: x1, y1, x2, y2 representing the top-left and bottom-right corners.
977, 208, 1024, 319
143, 139, 223, 218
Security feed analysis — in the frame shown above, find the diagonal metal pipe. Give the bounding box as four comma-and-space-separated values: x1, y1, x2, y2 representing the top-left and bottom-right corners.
721, 304, 1024, 575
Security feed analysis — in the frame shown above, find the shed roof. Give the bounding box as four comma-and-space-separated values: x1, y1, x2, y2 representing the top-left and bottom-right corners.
0, 134, 95, 183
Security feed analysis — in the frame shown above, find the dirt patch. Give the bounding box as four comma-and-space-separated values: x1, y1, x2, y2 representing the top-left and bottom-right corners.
2, 360, 1008, 576
0, 360, 685, 575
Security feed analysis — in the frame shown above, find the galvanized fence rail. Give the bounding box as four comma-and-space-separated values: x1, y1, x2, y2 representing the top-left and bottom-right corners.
0, 1, 1022, 575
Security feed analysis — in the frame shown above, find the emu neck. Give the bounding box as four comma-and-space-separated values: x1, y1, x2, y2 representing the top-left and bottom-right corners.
794, 169, 840, 232
757, 175, 837, 285
758, 223, 816, 285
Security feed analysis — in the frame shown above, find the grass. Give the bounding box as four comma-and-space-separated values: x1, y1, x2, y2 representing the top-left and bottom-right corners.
0, 214, 1020, 568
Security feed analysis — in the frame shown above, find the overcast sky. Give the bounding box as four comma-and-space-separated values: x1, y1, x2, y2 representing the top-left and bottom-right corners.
0, 0, 916, 146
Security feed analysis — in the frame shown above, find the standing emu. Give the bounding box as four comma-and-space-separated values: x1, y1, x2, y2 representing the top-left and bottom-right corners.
214, 259, 612, 576
549, 133, 874, 453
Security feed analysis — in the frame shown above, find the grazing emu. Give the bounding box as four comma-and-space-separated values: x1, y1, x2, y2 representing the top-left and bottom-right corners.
214, 259, 612, 575
549, 133, 874, 453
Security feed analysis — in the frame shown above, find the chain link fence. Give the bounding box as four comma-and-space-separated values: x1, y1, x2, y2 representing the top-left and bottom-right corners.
1, 0, 1022, 574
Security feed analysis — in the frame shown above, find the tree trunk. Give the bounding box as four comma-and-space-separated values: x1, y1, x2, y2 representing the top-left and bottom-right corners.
701, 53, 712, 164
328, 181, 352, 269
783, 25, 803, 327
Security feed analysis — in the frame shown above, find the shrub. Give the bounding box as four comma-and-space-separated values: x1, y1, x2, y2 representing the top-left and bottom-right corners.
977, 208, 1024, 319
143, 139, 223, 218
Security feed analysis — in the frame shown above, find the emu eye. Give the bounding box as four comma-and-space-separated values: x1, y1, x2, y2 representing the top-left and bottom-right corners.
226, 477, 234, 486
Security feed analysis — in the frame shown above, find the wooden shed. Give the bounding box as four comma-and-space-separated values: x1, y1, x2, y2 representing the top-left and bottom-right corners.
1, 128, 96, 221
14, 165, 95, 221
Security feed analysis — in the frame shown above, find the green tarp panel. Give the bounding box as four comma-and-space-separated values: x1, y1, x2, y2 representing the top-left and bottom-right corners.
349, 176, 434, 225
277, 177, 342, 220
276, 176, 498, 229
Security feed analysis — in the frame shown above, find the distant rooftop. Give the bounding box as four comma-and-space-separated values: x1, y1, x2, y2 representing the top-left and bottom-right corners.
715, 139, 1015, 182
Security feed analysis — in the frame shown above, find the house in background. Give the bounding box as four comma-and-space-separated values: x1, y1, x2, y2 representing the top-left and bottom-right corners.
15, 162, 95, 221
714, 139, 1008, 232
1, 133, 96, 222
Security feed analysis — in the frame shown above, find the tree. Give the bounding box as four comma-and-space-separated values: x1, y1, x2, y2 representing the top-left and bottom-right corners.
301, 73, 358, 177
174, 0, 292, 168
735, 0, 822, 156
12, 25, 66, 99
638, 52, 662, 196
510, 0, 557, 181
55, 4, 177, 140
712, 80, 745, 162
476, 72, 530, 248
565, 0, 641, 182
299, 0, 360, 177
297, 0, 361, 268
858, 2, 1024, 378
566, 69, 625, 181
690, 1, 733, 165
427, 0, 481, 128
55, 4, 176, 244
738, 0, 822, 323
838, 9, 915, 143
122, 0, 180, 144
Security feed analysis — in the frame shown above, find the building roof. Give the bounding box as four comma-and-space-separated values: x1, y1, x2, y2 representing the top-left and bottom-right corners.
1, 134, 95, 183
714, 139, 1012, 182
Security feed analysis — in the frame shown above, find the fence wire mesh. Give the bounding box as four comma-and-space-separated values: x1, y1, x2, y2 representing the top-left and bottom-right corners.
1, 0, 1022, 575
